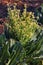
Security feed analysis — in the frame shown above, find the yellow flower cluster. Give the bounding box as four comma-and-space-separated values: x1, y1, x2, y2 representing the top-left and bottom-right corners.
8, 5, 41, 45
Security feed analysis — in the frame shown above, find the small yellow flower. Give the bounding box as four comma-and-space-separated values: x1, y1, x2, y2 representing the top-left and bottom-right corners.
29, 12, 33, 15
37, 16, 39, 20
32, 15, 35, 19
